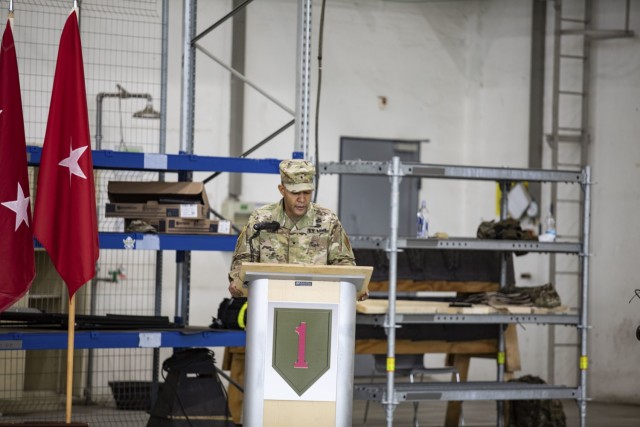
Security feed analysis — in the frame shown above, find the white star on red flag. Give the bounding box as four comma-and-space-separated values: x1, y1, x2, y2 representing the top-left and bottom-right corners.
1, 183, 30, 231
58, 142, 88, 182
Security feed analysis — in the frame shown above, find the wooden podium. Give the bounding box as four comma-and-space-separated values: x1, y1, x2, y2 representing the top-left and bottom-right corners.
239, 263, 372, 427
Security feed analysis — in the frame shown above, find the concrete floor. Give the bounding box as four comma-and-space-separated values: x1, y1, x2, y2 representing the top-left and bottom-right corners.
1, 399, 638, 426
352, 399, 640, 427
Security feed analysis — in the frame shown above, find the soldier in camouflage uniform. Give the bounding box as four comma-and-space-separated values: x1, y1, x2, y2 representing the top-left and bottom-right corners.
228, 159, 360, 297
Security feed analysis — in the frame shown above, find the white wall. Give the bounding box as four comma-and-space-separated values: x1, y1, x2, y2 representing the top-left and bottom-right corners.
587, 1, 640, 403
167, 0, 640, 403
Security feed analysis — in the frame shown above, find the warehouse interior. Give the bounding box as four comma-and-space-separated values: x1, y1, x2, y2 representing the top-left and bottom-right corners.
1, 0, 640, 426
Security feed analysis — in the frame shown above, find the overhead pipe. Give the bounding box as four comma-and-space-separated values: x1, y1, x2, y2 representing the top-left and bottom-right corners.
95, 84, 159, 150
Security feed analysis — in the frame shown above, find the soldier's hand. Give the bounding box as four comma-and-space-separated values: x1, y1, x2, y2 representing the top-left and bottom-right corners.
229, 283, 244, 297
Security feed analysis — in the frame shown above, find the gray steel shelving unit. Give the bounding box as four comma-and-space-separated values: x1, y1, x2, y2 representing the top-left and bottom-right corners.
320, 158, 592, 427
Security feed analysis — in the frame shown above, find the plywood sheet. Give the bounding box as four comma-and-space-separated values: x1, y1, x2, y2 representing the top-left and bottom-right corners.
356, 300, 571, 315
356, 299, 491, 314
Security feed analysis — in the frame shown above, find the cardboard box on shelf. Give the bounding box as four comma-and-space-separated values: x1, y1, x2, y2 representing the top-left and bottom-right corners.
106, 201, 209, 219
125, 218, 232, 235
106, 181, 210, 219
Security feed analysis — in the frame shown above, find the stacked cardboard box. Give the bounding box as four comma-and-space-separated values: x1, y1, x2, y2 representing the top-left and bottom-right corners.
125, 218, 231, 235
106, 181, 231, 235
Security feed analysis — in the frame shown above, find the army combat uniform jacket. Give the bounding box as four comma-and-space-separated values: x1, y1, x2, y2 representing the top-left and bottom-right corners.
228, 200, 355, 290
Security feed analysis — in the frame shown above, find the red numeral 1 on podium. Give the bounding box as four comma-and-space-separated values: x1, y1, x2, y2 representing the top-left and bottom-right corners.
294, 322, 309, 368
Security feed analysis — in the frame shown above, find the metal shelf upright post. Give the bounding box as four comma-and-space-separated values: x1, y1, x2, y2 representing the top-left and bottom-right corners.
384, 156, 401, 425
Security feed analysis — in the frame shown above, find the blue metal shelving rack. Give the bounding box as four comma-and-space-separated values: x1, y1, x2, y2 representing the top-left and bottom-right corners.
0, 328, 245, 350
6, 147, 273, 349
27, 145, 282, 174
27, 145, 281, 251
99, 232, 238, 251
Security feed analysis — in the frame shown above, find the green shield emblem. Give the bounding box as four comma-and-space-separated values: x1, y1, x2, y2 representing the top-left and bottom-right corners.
272, 308, 332, 396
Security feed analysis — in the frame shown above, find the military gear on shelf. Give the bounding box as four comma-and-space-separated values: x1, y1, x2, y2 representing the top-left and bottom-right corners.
477, 218, 536, 256
508, 375, 567, 427
463, 283, 562, 309
125, 219, 157, 233
476, 218, 536, 241
464, 291, 532, 306
505, 283, 562, 308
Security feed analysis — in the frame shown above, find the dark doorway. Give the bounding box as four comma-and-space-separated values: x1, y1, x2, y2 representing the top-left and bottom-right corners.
338, 137, 422, 237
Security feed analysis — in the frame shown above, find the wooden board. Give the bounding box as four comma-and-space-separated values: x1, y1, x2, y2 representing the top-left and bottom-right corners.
356, 299, 492, 314
356, 299, 571, 315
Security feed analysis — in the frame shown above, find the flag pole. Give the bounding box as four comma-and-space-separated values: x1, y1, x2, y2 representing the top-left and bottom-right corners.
65, 294, 76, 423
8, 1, 13, 27
66, 4, 80, 423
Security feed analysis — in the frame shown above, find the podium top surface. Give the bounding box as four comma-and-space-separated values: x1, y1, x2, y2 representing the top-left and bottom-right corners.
240, 262, 372, 298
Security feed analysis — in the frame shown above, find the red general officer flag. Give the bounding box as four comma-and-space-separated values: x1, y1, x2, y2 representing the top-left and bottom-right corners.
0, 19, 36, 311
33, 10, 99, 298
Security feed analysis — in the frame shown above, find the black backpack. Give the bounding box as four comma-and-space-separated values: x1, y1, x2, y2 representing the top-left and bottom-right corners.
147, 348, 233, 427
212, 297, 247, 330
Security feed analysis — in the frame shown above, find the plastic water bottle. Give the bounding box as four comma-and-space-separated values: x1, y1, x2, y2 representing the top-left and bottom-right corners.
416, 200, 429, 238
545, 211, 556, 240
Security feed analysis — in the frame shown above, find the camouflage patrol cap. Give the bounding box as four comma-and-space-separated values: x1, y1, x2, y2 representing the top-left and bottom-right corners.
279, 159, 315, 192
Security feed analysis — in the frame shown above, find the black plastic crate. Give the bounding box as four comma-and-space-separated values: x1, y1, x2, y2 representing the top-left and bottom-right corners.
108, 380, 157, 411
